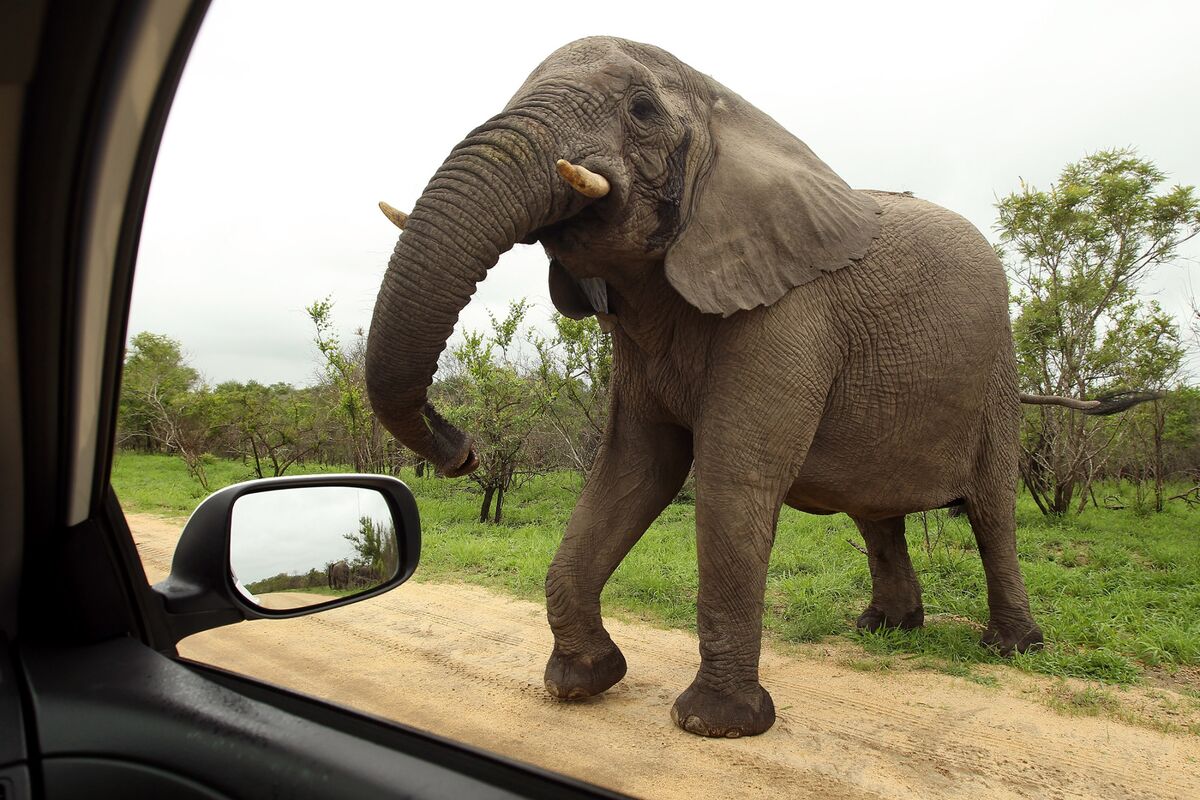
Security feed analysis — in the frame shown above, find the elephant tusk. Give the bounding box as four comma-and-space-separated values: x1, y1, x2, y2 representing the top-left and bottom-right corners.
579, 277, 609, 314
555, 159, 610, 199
378, 200, 409, 230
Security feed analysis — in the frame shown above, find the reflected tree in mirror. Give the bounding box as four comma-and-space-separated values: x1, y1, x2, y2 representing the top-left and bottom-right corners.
342, 514, 400, 588
229, 486, 399, 611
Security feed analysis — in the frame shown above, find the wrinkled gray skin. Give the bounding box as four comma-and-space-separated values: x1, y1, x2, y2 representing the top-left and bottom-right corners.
327, 560, 350, 591
367, 37, 1044, 738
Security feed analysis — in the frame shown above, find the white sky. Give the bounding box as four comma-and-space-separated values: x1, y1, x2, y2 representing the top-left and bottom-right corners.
131, 0, 1200, 387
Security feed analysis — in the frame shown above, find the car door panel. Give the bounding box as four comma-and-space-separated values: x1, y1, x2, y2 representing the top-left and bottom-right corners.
23, 637, 608, 799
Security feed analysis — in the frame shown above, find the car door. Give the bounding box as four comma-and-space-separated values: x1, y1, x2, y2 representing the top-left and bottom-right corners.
2, 2, 622, 797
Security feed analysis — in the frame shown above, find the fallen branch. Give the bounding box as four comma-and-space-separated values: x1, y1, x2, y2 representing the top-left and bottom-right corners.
1167, 485, 1200, 508
1102, 495, 1126, 510
846, 539, 869, 556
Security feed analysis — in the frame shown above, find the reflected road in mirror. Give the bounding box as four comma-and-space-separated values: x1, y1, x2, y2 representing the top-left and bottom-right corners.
230, 486, 399, 611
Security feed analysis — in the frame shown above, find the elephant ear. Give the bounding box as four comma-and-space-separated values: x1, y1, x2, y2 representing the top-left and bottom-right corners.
665, 91, 881, 316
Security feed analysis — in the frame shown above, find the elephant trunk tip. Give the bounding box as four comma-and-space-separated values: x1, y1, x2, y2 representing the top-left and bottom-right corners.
371, 395, 480, 478
442, 447, 481, 478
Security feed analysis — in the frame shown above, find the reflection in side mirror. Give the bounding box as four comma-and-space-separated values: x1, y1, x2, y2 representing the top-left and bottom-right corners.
230, 486, 400, 612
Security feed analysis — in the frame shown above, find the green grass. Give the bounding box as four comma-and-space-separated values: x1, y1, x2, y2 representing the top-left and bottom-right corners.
1045, 683, 1122, 717
113, 452, 1200, 686
111, 452, 354, 516
259, 585, 358, 599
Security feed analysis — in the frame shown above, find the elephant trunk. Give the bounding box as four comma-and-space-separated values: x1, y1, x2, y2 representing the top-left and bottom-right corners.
366, 115, 582, 475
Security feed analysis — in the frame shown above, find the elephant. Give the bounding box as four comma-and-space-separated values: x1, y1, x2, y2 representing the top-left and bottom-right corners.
350, 562, 379, 589
327, 560, 350, 591
365, 37, 1150, 738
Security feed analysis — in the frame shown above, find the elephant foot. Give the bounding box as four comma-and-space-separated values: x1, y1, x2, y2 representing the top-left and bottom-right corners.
670, 681, 775, 738
544, 641, 627, 700
856, 603, 924, 632
980, 620, 1044, 656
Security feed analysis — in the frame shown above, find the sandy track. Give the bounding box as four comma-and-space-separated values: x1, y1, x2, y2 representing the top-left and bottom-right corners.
131, 513, 1199, 799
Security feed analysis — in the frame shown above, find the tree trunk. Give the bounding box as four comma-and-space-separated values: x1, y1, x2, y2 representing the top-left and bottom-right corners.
494, 484, 505, 525
479, 486, 496, 523
250, 437, 264, 479
1153, 399, 1165, 513
1020, 460, 1051, 516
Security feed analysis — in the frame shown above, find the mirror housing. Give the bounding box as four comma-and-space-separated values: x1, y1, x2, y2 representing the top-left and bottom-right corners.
152, 474, 420, 645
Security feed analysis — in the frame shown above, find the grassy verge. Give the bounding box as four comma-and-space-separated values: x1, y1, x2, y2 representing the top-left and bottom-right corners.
113, 452, 1200, 688
256, 586, 359, 599
111, 452, 355, 516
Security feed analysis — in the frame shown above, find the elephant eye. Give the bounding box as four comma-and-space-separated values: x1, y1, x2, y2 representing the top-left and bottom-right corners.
630, 97, 658, 122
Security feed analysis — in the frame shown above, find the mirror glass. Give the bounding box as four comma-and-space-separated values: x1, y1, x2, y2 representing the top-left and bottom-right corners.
229, 486, 399, 611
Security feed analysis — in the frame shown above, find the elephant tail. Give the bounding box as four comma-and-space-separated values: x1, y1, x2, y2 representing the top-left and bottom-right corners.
1019, 391, 1162, 416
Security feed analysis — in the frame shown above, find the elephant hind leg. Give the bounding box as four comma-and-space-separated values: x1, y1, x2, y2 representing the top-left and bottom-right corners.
963, 401, 1043, 655
852, 515, 924, 631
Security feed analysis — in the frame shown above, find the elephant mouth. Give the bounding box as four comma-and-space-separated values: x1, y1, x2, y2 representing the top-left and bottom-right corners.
577, 277, 608, 314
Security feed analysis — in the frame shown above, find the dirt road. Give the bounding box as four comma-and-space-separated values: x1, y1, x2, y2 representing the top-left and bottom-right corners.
131, 513, 1200, 799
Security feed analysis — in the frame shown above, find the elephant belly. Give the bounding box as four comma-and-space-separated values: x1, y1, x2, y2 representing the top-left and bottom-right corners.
785, 383, 986, 519
784, 464, 968, 520
779, 201, 1008, 519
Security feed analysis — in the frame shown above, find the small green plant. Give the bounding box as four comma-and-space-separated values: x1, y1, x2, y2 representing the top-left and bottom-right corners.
1046, 683, 1121, 717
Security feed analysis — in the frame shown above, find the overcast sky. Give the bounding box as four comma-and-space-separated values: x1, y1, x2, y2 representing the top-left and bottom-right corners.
230, 485, 393, 583
130, 0, 1200, 387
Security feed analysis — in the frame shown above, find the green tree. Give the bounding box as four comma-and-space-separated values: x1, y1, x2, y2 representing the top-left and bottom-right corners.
344, 515, 399, 580
532, 314, 613, 477
211, 381, 322, 478
443, 300, 550, 523
118, 332, 214, 489
997, 149, 1199, 514
1115, 310, 1187, 511
1109, 385, 1200, 510
119, 332, 198, 449
307, 298, 397, 474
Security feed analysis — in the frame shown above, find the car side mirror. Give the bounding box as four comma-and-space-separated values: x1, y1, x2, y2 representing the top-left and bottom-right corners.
152, 474, 419, 644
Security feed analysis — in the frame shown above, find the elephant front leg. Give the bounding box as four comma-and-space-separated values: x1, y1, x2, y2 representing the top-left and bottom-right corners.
852, 515, 924, 631
671, 477, 784, 738
544, 418, 692, 700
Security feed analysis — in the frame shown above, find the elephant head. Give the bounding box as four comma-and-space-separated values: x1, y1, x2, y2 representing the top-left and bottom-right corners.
366, 37, 879, 475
